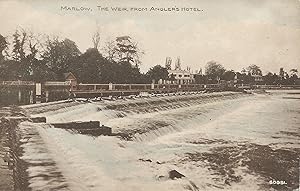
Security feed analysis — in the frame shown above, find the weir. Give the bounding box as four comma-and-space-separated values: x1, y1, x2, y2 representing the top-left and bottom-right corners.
10, 90, 300, 190
51, 121, 112, 136
25, 91, 251, 141
3, 80, 299, 106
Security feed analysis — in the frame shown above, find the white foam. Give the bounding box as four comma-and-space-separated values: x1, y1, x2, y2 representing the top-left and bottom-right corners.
20, 91, 300, 190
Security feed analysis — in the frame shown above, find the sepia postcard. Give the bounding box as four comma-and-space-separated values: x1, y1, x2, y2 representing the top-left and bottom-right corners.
0, 0, 299, 190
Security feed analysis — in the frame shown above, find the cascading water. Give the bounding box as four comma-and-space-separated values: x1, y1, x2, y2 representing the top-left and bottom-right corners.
19, 91, 300, 191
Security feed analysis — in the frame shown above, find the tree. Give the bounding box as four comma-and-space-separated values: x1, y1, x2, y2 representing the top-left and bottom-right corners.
102, 39, 118, 62
222, 70, 235, 81
235, 72, 254, 84
290, 69, 298, 77
194, 74, 207, 84
289, 70, 298, 85
7, 29, 43, 80
11, 29, 27, 62
146, 65, 169, 83
69, 48, 102, 83
68, 47, 145, 84
92, 30, 101, 51
42, 37, 81, 80
116, 61, 142, 83
244, 73, 254, 84
0, 34, 7, 61
0, 34, 8, 80
103, 36, 144, 67
241, 68, 247, 74
0, 60, 20, 80
246, 64, 262, 76
205, 61, 226, 83
263, 72, 277, 85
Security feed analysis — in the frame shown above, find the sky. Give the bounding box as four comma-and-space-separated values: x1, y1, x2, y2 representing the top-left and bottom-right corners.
0, 0, 300, 74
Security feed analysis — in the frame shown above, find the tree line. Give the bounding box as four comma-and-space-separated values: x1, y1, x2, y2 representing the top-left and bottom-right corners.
0, 29, 298, 85
0, 29, 164, 84
195, 61, 299, 85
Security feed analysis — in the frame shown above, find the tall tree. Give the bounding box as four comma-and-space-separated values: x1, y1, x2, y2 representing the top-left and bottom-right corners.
92, 30, 101, 51
103, 36, 144, 67
102, 39, 118, 62
42, 37, 81, 80
205, 61, 226, 83
11, 29, 26, 62
8, 29, 42, 80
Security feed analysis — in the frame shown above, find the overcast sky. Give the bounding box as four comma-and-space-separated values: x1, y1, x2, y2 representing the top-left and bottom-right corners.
0, 0, 300, 74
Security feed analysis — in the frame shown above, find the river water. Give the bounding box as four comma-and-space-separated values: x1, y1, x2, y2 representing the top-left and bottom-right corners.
19, 91, 300, 191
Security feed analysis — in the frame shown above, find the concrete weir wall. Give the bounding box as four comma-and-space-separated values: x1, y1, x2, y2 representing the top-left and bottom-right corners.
0, 108, 30, 190
51, 121, 100, 129
51, 121, 112, 136
5, 118, 113, 137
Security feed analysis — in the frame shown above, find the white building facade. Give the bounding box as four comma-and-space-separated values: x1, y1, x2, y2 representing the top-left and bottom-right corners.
168, 69, 195, 84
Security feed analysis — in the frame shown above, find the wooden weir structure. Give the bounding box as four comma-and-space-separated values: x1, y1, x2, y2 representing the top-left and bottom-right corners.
1, 81, 300, 104
73, 83, 220, 97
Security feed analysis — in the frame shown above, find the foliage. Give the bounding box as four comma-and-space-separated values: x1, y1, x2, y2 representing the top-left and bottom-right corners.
4, 29, 42, 80
0, 30, 298, 86
146, 65, 169, 83
69, 48, 102, 83
263, 72, 279, 85
102, 36, 144, 67
194, 74, 207, 84
92, 30, 101, 51
246, 64, 262, 76
205, 61, 226, 83
68, 48, 146, 84
0, 60, 20, 80
239, 73, 254, 84
222, 70, 236, 81
0, 34, 7, 61
42, 37, 81, 80
116, 61, 142, 83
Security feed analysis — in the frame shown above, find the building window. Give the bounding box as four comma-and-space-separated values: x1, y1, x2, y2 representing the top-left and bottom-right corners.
178, 75, 182, 77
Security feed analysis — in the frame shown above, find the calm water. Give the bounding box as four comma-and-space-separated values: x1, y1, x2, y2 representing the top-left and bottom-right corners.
20, 91, 300, 191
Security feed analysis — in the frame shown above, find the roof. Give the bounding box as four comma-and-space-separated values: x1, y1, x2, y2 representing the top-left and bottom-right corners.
63, 72, 76, 80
